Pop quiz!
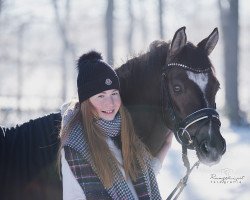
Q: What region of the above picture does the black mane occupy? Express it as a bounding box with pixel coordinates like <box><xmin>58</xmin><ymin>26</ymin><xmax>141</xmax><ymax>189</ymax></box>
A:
<box><xmin>116</xmin><ymin>40</ymin><xmax>169</xmax><ymax>106</ymax></box>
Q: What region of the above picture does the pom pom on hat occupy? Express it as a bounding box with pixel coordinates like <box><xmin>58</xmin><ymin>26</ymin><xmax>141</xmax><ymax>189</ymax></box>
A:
<box><xmin>77</xmin><ymin>51</ymin><xmax>102</xmax><ymax>71</ymax></box>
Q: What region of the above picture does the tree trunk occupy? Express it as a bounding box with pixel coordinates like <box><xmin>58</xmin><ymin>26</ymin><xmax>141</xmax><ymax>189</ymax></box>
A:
<box><xmin>219</xmin><ymin>0</ymin><xmax>243</xmax><ymax>125</ymax></box>
<box><xmin>17</xmin><ymin>24</ymin><xmax>25</xmax><ymax>117</ymax></box>
<box><xmin>158</xmin><ymin>0</ymin><xmax>164</xmax><ymax>39</ymax></box>
<box><xmin>127</xmin><ymin>0</ymin><xmax>134</xmax><ymax>54</ymax></box>
<box><xmin>139</xmin><ymin>0</ymin><xmax>148</xmax><ymax>48</ymax></box>
<box><xmin>51</xmin><ymin>0</ymin><xmax>74</xmax><ymax>102</ymax></box>
<box><xmin>0</xmin><ymin>0</ymin><xmax>3</xmax><ymax>16</ymax></box>
<box><xmin>105</xmin><ymin>0</ymin><xmax>114</xmax><ymax>66</ymax></box>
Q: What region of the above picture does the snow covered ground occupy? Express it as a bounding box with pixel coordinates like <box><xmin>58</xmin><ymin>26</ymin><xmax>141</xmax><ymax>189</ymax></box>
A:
<box><xmin>158</xmin><ymin>117</ymin><xmax>250</xmax><ymax>200</ymax></box>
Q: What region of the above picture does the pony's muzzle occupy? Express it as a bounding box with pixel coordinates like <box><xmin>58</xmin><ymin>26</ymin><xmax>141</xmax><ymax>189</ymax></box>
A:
<box><xmin>198</xmin><ymin>137</ymin><xmax>226</xmax><ymax>165</ymax></box>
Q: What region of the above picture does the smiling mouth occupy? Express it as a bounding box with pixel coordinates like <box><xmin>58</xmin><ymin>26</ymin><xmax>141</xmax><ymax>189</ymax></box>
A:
<box><xmin>102</xmin><ymin>110</ymin><xmax>115</xmax><ymax>114</ymax></box>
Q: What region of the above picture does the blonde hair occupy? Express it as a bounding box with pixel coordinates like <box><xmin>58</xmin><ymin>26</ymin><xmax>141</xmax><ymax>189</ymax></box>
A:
<box><xmin>58</xmin><ymin>100</ymin><xmax>151</xmax><ymax>188</ymax></box>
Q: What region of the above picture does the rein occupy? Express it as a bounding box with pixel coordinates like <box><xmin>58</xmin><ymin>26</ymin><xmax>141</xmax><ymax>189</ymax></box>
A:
<box><xmin>161</xmin><ymin>63</ymin><xmax>220</xmax><ymax>200</ymax></box>
<box><xmin>166</xmin><ymin>146</ymin><xmax>200</xmax><ymax>200</ymax></box>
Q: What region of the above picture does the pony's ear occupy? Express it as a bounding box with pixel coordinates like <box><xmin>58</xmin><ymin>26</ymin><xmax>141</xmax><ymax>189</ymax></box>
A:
<box><xmin>197</xmin><ymin>28</ymin><xmax>219</xmax><ymax>56</ymax></box>
<box><xmin>170</xmin><ymin>27</ymin><xmax>187</xmax><ymax>55</ymax></box>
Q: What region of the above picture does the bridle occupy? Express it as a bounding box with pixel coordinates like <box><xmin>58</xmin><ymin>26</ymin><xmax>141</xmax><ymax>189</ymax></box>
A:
<box><xmin>161</xmin><ymin>63</ymin><xmax>221</xmax><ymax>200</ymax></box>
<box><xmin>161</xmin><ymin>62</ymin><xmax>221</xmax><ymax>148</ymax></box>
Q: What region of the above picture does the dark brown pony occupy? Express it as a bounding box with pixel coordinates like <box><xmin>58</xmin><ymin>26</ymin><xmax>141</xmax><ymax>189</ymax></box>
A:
<box><xmin>116</xmin><ymin>27</ymin><xmax>226</xmax><ymax>165</ymax></box>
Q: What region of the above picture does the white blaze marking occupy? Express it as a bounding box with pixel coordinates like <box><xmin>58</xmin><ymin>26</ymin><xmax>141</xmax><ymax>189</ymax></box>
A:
<box><xmin>186</xmin><ymin>71</ymin><xmax>211</xmax><ymax>135</ymax></box>
<box><xmin>186</xmin><ymin>71</ymin><xmax>208</xmax><ymax>95</ymax></box>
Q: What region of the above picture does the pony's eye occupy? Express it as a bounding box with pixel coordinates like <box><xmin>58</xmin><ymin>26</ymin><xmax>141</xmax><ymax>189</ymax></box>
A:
<box><xmin>173</xmin><ymin>85</ymin><xmax>182</xmax><ymax>93</ymax></box>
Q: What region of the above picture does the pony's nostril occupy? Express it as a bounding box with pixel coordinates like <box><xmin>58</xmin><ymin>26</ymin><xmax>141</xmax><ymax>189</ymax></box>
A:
<box><xmin>200</xmin><ymin>141</ymin><xmax>209</xmax><ymax>154</ymax></box>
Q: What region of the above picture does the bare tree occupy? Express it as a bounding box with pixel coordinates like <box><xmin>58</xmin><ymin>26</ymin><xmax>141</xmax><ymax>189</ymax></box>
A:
<box><xmin>51</xmin><ymin>0</ymin><xmax>75</xmax><ymax>102</ymax></box>
<box><xmin>158</xmin><ymin>0</ymin><xmax>164</xmax><ymax>39</ymax></box>
<box><xmin>139</xmin><ymin>0</ymin><xmax>148</xmax><ymax>49</ymax></box>
<box><xmin>0</xmin><ymin>0</ymin><xmax>3</xmax><ymax>16</ymax></box>
<box><xmin>219</xmin><ymin>0</ymin><xmax>244</xmax><ymax>125</ymax></box>
<box><xmin>105</xmin><ymin>0</ymin><xmax>114</xmax><ymax>65</ymax></box>
<box><xmin>127</xmin><ymin>0</ymin><xmax>134</xmax><ymax>54</ymax></box>
<box><xmin>0</xmin><ymin>0</ymin><xmax>5</xmax><ymax>41</ymax></box>
<box><xmin>16</xmin><ymin>22</ymin><xmax>29</xmax><ymax>116</ymax></box>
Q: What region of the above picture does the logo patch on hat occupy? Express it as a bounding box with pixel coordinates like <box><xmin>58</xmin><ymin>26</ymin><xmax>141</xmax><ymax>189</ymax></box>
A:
<box><xmin>105</xmin><ymin>78</ymin><xmax>112</xmax><ymax>85</ymax></box>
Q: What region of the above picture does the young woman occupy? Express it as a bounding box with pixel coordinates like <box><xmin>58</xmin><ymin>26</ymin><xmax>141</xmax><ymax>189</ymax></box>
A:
<box><xmin>59</xmin><ymin>51</ymin><xmax>173</xmax><ymax>200</ymax></box>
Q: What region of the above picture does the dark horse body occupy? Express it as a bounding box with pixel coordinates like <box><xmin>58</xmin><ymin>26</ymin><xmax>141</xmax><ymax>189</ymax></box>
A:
<box><xmin>0</xmin><ymin>27</ymin><xmax>226</xmax><ymax>199</ymax></box>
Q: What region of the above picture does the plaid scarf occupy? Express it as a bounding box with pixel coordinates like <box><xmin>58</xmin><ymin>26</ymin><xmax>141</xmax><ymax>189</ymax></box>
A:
<box><xmin>62</xmin><ymin>104</ymin><xmax>162</xmax><ymax>200</ymax></box>
<box><xmin>95</xmin><ymin>114</ymin><xmax>121</xmax><ymax>137</ymax></box>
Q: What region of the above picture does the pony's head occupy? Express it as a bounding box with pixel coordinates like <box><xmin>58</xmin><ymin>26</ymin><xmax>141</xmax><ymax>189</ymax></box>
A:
<box><xmin>162</xmin><ymin>27</ymin><xmax>226</xmax><ymax>165</ymax></box>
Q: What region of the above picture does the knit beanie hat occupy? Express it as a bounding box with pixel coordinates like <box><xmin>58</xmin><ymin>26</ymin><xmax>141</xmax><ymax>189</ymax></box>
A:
<box><xmin>77</xmin><ymin>51</ymin><xmax>120</xmax><ymax>103</ymax></box>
